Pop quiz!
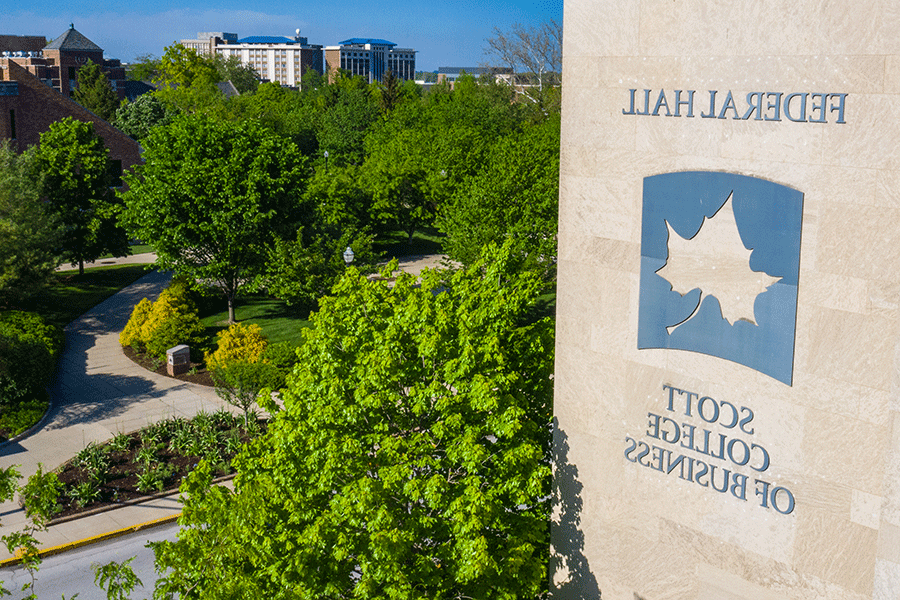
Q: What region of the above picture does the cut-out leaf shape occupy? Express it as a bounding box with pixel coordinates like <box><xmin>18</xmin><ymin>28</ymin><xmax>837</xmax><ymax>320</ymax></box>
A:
<box><xmin>656</xmin><ymin>193</ymin><xmax>780</xmax><ymax>332</ymax></box>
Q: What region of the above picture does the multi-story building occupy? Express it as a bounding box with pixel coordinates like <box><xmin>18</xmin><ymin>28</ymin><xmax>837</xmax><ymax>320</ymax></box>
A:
<box><xmin>0</xmin><ymin>25</ymin><xmax>128</xmax><ymax>100</ymax></box>
<box><xmin>324</xmin><ymin>38</ymin><xmax>416</xmax><ymax>84</ymax></box>
<box><xmin>181</xmin><ymin>31</ymin><xmax>323</xmax><ymax>88</ymax></box>
<box><xmin>180</xmin><ymin>32</ymin><xmax>237</xmax><ymax>56</ymax></box>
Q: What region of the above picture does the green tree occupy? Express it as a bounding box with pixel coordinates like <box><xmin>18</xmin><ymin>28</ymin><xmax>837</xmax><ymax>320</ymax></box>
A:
<box><xmin>0</xmin><ymin>142</ymin><xmax>61</xmax><ymax>305</ymax></box>
<box><xmin>438</xmin><ymin>114</ymin><xmax>560</xmax><ymax>277</ymax></box>
<box><xmin>214</xmin><ymin>53</ymin><xmax>260</xmax><ymax>94</ymax></box>
<box><xmin>127</xmin><ymin>53</ymin><xmax>160</xmax><ymax>82</ymax></box>
<box><xmin>362</xmin><ymin>75</ymin><xmax>521</xmax><ymax>240</ymax></box>
<box><xmin>152</xmin><ymin>243</ymin><xmax>554</xmax><ymax>599</ymax></box>
<box><xmin>315</xmin><ymin>72</ymin><xmax>380</xmax><ymax>165</ymax></box>
<box><xmin>153</xmin><ymin>43</ymin><xmax>227</xmax><ymax>115</ymax></box>
<box><xmin>114</xmin><ymin>93</ymin><xmax>178</xmax><ymax>140</ymax></box>
<box><xmin>120</xmin><ymin>114</ymin><xmax>310</xmax><ymax>323</ymax></box>
<box><xmin>36</xmin><ymin>118</ymin><xmax>129</xmax><ymax>274</ymax></box>
<box><xmin>72</xmin><ymin>60</ymin><xmax>120</xmax><ymax>122</ymax></box>
<box><xmin>373</xmin><ymin>68</ymin><xmax>401</xmax><ymax>113</ymax></box>
<box><xmin>257</xmin><ymin>225</ymin><xmax>378</xmax><ymax>310</ymax></box>
<box><xmin>155</xmin><ymin>43</ymin><xmax>220</xmax><ymax>89</ymax></box>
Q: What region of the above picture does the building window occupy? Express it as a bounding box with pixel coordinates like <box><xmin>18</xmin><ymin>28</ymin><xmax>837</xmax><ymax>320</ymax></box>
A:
<box><xmin>109</xmin><ymin>160</ymin><xmax>123</xmax><ymax>187</ymax></box>
<box><xmin>8</xmin><ymin>109</ymin><xmax>15</xmax><ymax>139</ymax></box>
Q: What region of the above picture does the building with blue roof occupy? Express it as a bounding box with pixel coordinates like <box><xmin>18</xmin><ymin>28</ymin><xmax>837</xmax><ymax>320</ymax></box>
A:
<box><xmin>324</xmin><ymin>38</ymin><xmax>416</xmax><ymax>84</ymax></box>
<box><xmin>180</xmin><ymin>31</ymin><xmax>323</xmax><ymax>89</ymax></box>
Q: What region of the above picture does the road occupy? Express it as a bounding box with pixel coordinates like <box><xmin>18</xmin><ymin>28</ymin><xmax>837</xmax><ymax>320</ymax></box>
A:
<box><xmin>0</xmin><ymin>522</ymin><xmax>178</xmax><ymax>599</ymax></box>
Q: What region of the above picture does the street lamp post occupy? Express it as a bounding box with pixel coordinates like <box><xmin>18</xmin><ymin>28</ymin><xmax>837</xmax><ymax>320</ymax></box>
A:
<box><xmin>324</xmin><ymin>150</ymin><xmax>329</xmax><ymax>172</ymax></box>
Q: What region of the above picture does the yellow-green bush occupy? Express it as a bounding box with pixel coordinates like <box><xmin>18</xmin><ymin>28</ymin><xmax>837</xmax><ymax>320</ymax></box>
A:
<box><xmin>120</xmin><ymin>285</ymin><xmax>209</xmax><ymax>360</ymax></box>
<box><xmin>120</xmin><ymin>297</ymin><xmax>153</xmax><ymax>350</ymax></box>
<box><xmin>206</xmin><ymin>322</ymin><xmax>268</xmax><ymax>373</ymax></box>
<box><xmin>139</xmin><ymin>289</ymin><xmax>185</xmax><ymax>346</ymax></box>
<box><xmin>144</xmin><ymin>310</ymin><xmax>207</xmax><ymax>362</ymax></box>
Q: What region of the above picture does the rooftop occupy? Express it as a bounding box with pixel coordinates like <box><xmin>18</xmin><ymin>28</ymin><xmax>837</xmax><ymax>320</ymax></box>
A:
<box><xmin>45</xmin><ymin>25</ymin><xmax>102</xmax><ymax>52</ymax></box>
<box><xmin>339</xmin><ymin>38</ymin><xmax>396</xmax><ymax>47</ymax></box>
<box><xmin>234</xmin><ymin>36</ymin><xmax>297</xmax><ymax>45</ymax></box>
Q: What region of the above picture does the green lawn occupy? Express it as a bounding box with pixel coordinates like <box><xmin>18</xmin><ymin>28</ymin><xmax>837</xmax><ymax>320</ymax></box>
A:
<box><xmin>374</xmin><ymin>227</ymin><xmax>445</xmax><ymax>259</ymax></box>
<box><xmin>24</xmin><ymin>264</ymin><xmax>154</xmax><ymax>329</ymax></box>
<box><xmin>199</xmin><ymin>294</ymin><xmax>311</xmax><ymax>347</ymax></box>
<box><xmin>96</xmin><ymin>243</ymin><xmax>155</xmax><ymax>260</ymax></box>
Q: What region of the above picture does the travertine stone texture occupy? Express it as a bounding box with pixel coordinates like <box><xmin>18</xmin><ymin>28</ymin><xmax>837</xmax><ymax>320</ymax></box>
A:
<box><xmin>554</xmin><ymin>1</ymin><xmax>900</xmax><ymax>598</ymax></box>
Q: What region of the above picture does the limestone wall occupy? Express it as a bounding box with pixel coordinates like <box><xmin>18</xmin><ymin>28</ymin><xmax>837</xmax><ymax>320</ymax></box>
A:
<box><xmin>553</xmin><ymin>2</ymin><xmax>900</xmax><ymax>598</ymax></box>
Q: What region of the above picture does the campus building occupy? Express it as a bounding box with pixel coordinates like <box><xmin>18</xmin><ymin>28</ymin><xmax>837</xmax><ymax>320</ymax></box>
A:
<box><xmin>0</xmin><ymin>59</ymin><xmax>141</xmax><ymax>172</ymax></box>
<box><xmin>0</xmin><ymin>25</ymin><xmax>128</xmax><ymax>100</ymax></box>
<box><xmin>324</xmin><ymin>39</ymin><xmax>416</xmax><ymax>83</ymax></box>
<box><xmin>180</xmin><ymin>32</ymin><xmax>238</xmax><ymax>56</ymax></box>
<box><xmin>435</xmin><ymin>66</ymin><xmax>513</xmax><ymax>85</ymax></box>
<box><xmin>181</xmin><ymin>31</ymin><xmax>323</xmax><ymax>88</ymax></box>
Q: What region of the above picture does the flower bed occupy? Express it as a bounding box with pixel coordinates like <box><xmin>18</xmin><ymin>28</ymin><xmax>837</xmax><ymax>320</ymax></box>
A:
<box><xmin>51</xmin><ymin>409</ymin><xmax>264</xmax><ymax>521</ymax></box>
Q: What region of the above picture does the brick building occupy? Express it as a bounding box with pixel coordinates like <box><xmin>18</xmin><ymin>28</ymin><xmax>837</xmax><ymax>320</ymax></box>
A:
<box><xmin>0</xmin><ymin>60</ymin><xmax>142</xmax><ymax>174</ymax></box>
<box><xmin>0</xmin><ymin>25</ymin><xmax>128</xmax><ymax>100</ymax></box>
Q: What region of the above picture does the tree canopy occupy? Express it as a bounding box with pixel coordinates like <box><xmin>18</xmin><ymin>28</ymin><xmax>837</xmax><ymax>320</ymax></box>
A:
<box><xmin>35</xmin><ymin>118</ymin><xmax>129</xmax><ymax>274</ymax></box>
<box><xmin>0</xmin><ymin>142</ymin><xmax>61</xmax><ymax>306</ymax></box>
<box><xmin>72</xmin><ymin>61</ymin><xmax>120</xmax><ymax>122</ymax></box>
<box><xmin>438</xmin><ymin>114</ymin><xmax>560</xmax><ymax>277</ymax></box>
<box><xmin>120</xmin><ymin>114</ymin><xmax>310</xmax><ymax>323</ymax></box>
<box><xmin>114</xmin><ymin>93</ymin><xmax>178</xmax><ymax>141</ymax></box>
<box><xmin>152</xmin><ymin>243</ymin><xmax>555</xmax><ymax>599</ymax></box>
<box><xmin>362</xmin><ymin>75</ymin><xmax>522</xmax><ymax>240</ymax></box>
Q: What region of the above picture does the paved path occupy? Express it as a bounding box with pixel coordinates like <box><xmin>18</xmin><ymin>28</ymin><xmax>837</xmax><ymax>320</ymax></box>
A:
<box><xmin>56</xmin><ymin>252</ymin><xmax>159</xmax><ymax>272</ymax></box>
<box><xmin>0</xmin><ymin>268</ymin><xmax>227</xmax><ymax>558</ymax></box>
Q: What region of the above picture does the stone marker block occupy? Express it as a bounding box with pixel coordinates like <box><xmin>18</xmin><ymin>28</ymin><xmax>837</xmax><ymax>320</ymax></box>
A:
<box><xmin>166</xmin><ymin>344</ymin><xmax>190</xmax><ymax>376</ymax></box>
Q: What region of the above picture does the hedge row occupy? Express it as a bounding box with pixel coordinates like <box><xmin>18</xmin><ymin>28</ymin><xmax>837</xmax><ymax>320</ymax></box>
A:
<box><xmin>0</xmin><ymin>310</ymin><xmax>63</xmax><ymax>407</ymax></box>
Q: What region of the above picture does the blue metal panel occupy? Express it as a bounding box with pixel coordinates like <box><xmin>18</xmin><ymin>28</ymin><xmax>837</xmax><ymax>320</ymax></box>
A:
<box><xmin>0</xmin><ymin>82</ymin><xmax>18</xmax><ymax>96</ymax></box>
<box><xmin>637</xmin><ymin>171</ymin><xmax>804</xmax><ymax>385</ymax></box>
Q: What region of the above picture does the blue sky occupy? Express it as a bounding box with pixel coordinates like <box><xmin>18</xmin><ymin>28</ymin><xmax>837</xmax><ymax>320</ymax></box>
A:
<box><xmin>6</xmin><ymin>0</ymin><xmax>562</xmax><ymax>71</ymax></box>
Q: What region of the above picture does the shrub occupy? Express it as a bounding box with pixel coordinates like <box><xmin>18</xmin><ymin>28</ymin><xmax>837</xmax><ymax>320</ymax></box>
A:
<box><xmin>139</xmin><ymin>289</ymin><xmax>184</xmax><ymax>346</ymax></box>
<box><xmin>0</xmin><ymin>311</ymin><xmax>63</xmax><ymax>359</ymax></box>
<box><xmin>206</xmin><ymin>323</ymin><xmax>268</xmax><ymax>373</ymax></box>
<box><xmin>0</xmin><ymin>311</ymin><xmax>61</xmax><ymax>407</ymax></box>
<box><xmin>122</xmin><ymin>284</ymin><xmax>209</xmax><ymax>361</ymax></box>
<box><xmin>0</xmin><ymin>324</ymin><xmax>54</xmax><ymax>405</ymax></box>
<box><xmin>212</xmin><ymin>360</ymin><xmax>280</xmax><ymax>427</ymax></box>
<box><xmin>119</xmin><ymin>297</ymin><xmax>153</xmax><ymax>350</ymax></box>
<box><xmin>144</xmin><ymin>309</ymin><xmax>207</xmax><ymax>362</ymax></box>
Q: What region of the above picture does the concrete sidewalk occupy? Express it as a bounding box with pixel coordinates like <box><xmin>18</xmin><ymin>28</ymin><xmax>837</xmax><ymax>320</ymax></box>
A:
<box><xmin>56</xmin><ymin>252</ymin><xmax>158</xmax><ymax>272</ymax></box>
<box><xmin>0</xmin><ymin>268</ymin><xmax>228</xmax><ymax>560</ymax></box>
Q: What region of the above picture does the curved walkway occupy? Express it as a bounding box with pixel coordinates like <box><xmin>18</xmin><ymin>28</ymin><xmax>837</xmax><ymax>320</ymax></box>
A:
<box><xmin>0</xmin><ymin>269</ymin><xmax>227</xmax><ymax>546</ymax></box>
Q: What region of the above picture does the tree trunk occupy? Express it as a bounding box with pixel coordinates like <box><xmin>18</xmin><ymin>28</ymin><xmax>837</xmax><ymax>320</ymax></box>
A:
<box><xmin>78</xmin><ymin>259</ymin><xmax>84</xmax><ymax>275</ymax></box>
<box><xmin>227</xmin><ymin>294</ymin><xmax>236</xmax><ymax>324</ymax></box>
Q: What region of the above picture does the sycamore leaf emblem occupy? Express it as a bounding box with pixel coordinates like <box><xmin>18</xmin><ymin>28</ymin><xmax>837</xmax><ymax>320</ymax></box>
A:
<box><xmin>656</xmin><ymin>193</ymin><xmax>780</xmax><ymax>333</ymax></box>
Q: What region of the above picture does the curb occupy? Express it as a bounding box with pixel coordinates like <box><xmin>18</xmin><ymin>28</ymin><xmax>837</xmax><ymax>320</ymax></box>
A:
<box><xmin>0</xmin><ymin>512</ymin><xmax>180</xmax><ymax>568</ymax></box>
<box><xmin>47</xmin><ymin>473</ymin><xmax>236</xmax><ymax>526</ymax></box>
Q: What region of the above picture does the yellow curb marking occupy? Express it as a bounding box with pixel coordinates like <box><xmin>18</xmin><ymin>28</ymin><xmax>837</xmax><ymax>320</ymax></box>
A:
<box><xmin>0</xmin><ymin>512</ymin><xmax>181</xmax><ymax>568</ymax></box>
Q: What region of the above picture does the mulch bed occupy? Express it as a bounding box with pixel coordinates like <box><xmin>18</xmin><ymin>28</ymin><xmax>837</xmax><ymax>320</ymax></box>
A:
<box><xmin>122</xmin><ymin>345</ymin><xmax>215</xmax><ymax>387</ymax></box>
<box><xmin>51</xmin><ymin>416</ymin><xmax>267</xmax><ymax>521</ymax></box>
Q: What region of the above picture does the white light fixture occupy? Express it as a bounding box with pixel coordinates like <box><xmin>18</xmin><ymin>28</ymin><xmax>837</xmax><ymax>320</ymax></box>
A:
<box><xmin>343</xmin><ymin>246</ymin><xmax>355</xmax><ymax>265</ymax></box>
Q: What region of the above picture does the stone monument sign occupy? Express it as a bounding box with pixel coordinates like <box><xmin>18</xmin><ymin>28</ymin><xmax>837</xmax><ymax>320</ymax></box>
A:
<box><xmin>553</xmin><ymin>2</ymin><xmax>900</xmax><ymax>598</ymax></box>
